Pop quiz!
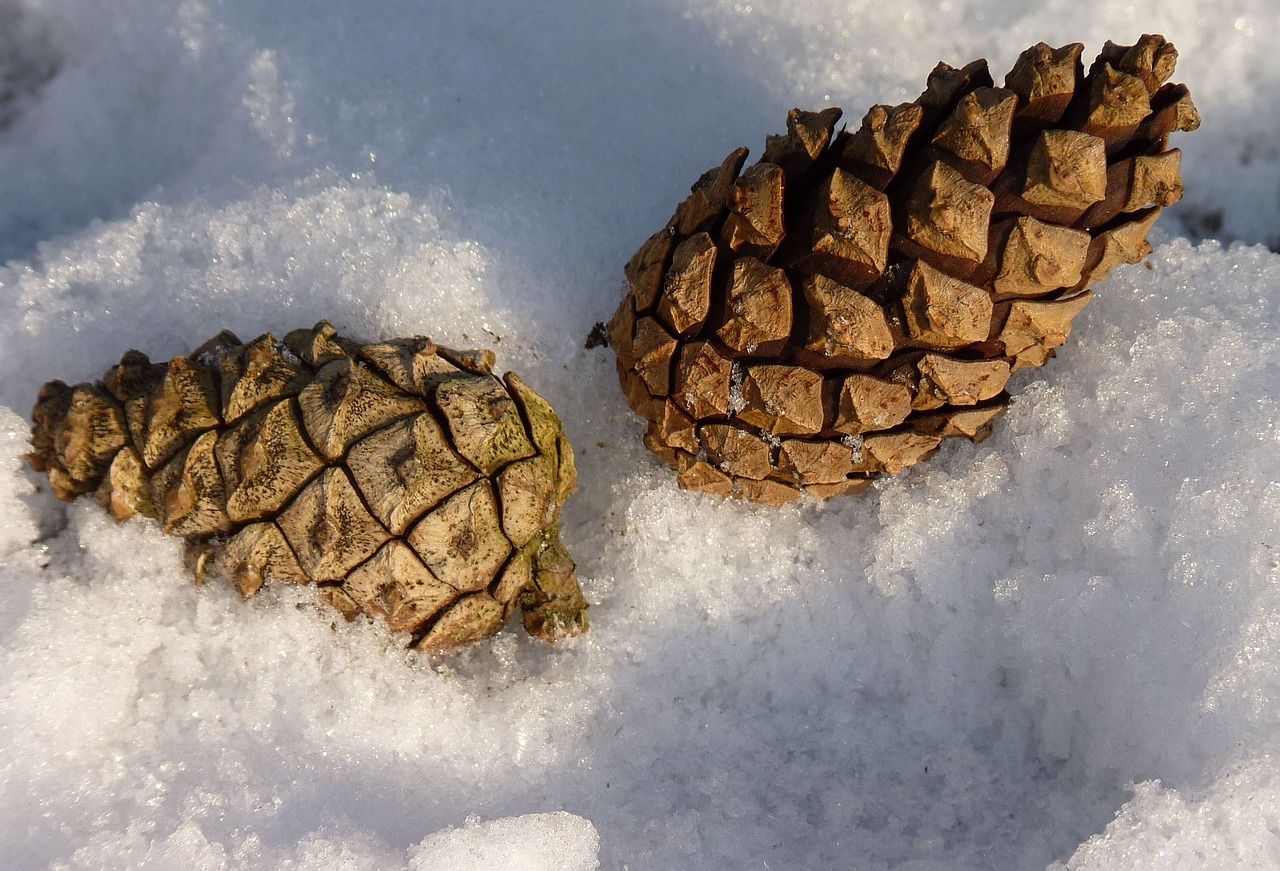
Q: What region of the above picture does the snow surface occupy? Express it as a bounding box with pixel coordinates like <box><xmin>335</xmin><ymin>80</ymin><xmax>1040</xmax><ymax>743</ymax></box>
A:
<box><xmin>1</xmin><ymin>0</ymin><xmax>1279</xmax><ymax>868</ymax></box>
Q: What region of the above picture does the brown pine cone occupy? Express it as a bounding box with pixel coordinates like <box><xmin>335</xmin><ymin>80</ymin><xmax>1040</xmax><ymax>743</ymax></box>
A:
<box><xmin>27</xmin><ymin>322</ymin><xmax>587</xmax><ymax>652</ymax></box>
<box><xmin>609</xmin><ymin>36</ymin><xmax>1199</xmax><ymax>505</ymax></box>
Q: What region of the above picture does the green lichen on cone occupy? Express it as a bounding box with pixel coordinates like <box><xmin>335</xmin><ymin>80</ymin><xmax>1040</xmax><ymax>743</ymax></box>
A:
<box><xmin>27</xmin><ymin>322</ymin><xmax>588</xmax><ymax>652</ymax></box>
<box><xmin>609</xmin><ymin>36</ymin><xmax>1199</xmax><ymax>505</ymax></box>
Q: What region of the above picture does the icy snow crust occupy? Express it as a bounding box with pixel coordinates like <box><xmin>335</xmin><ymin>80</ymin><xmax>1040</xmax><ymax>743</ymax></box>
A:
<box><xmin>1</xmin><ymin>0</ymin><xmax>1278</xmax><ymax>868</ymax></box>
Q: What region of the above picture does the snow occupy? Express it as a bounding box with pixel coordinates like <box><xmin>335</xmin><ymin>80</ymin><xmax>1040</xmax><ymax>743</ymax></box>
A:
<box><xmin>1</xmin><ymin>0</ymin><xmax>1279</xmax><ymax>868</ymax></box>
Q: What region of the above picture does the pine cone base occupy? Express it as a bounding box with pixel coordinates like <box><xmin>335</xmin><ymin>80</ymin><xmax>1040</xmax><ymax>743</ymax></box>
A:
<box><xmin>610</xmin><ymin>36</ymin><xmax>1198</xmax><ymax>505</ymax></box>
<box><xmin>28</xmin><ymin>322</ymin><xmax>587</xmax><ymax>652</ymax></box>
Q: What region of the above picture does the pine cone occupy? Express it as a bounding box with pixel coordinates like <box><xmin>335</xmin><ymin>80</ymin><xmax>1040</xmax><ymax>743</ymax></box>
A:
<box><xmin>27</xmin><ymin>322</ymin><xmax>587</xmax><ymax>652</ymax></box>
<box><xmin>609</xmin><ymin>36</ymin><xmax>1199</xmax><ymax>505</ymax></box>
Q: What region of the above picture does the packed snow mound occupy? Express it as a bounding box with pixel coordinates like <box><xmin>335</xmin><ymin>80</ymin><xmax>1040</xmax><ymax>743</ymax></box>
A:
<box><xmin>409</xmin><ymin>813</ymin><xmax>599</xmax><ymax>871</ymax></box>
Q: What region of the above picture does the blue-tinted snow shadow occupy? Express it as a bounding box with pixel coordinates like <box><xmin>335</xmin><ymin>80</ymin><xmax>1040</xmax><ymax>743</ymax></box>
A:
<box><xmin>0</xmin><ymin>0</ymin><xmax>789</xmax><ymax>406</ymax></box>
